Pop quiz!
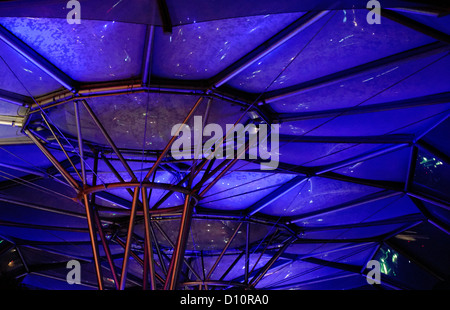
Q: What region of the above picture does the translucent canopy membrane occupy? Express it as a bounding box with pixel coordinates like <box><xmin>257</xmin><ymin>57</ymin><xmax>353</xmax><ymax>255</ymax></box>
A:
<box><xmin>226</xmin><ymin>10</ymin><xmax>436</xmax><ymax>93</ymax></box>
<box><xmin>295</xmin><ymin>194</ymin><xmax>420</xmax><ymax>228</ymax></box>
<box><xmin>260</xmin><ymin>177</ymin><xmax>381</xmax><ymax>217</ymax></box>
<box><xmin>0</xmin><ymin>3</ymin><xmax>448</xmax><ymax>291</ymax></box>
<box><xmin>332</xmin><ymin>146</ymin><xmax>411</xmax><ymax>182</ymax></box>
<box><xmin>252</xmin><ymin>242</ymin><xmax>380</xmax><ymax>289</ymax></box>
<box><xmin>0</xmin><ymin>39</ymin><xmax>61</xmax><ymax>96</ymax></box>
<box><xmin>299</xmin><ymin>222</ymin><xmax>408</xmax><ymax>240</ymax></box>
<box><xmin>200</xmin><ymin>171</ymin><xmax>297</xmax><ymax>211</ymax></box>
<box><xmin>421</xmin><ymin>117</ymin><xmax>450</xmax><ymax>158</ymax></box>
<box><xmin>46</xmin><ymin>92</ymin><xmax>250</xmax><ymax>150</ymax></box>
<box><xmin>269</xmin><ymin>51</ymin><xmax>450</xmax><ymax>113</ymax></box>
<box><xmin>152</xmin><ymin>12</ymin><xmax>304</xmax><ymax>80</ymax></box>
<box><xmin>277</xmin><ymin>142</ymin><xmax>410</xmax><ymax>176</ymax></box>
<box><xmin>393</xmin><ymin>10</ymin><xmax>450</xmax><ymax>34</ymax></box>
<box><xmin>0</xmin><ymin>18</ymin><xmax>147</xmax><ymax>82</ymax></box>
<box><xmin>149</xmin><ymin>218</ymin><xmax>273</xmax><ymax>251</ymax></box>
<box><xmin>279</xmin><ymin>102</ymin><xmax>450</xmax><ymax>137</ymax></box>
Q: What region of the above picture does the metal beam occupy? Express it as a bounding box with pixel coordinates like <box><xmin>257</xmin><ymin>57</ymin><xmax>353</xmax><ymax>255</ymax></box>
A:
<box><xmin>409</xmin><ymin>196</ymin><xmax>450</xmax><ymax>235</ymax></box>
<box><xmin>25</xmin><ymin>129</ymin><xmax>80</xmax><ymax>190</ymax></box>
<box><xmin>245</xmin><ymin>175</ymin><xmax>306</xmax><ymax>217</ymax></box>
<box><xmin>0</xmin><ymin>219</ymin><xmax>89</xmax><ymax>232</ymax></box>
<box><xmin>90</xmin><ymin>151</ymin><xmax>120</xmax><ymax>290</ymax></box>
<box><xmin>0</xmin><ymin>89</ymin><xmax>33</xmax><ymax>107</ymax></box>
<box><xmin>301</xmin><ymin>257</ymin><xmax>361</xmax><ymax>273</ymax></box>
<box><xmin>384</xmin><ymin>240</ymin><xmax>445</xmax><ymax>282</ymax></box>
<box><xmin>407</xmin><ymin>192</ymin><xmax>450</xmax><ymax>211</ymax></box>
<box><xmin>0</xmin><ymin>194</ymin><xmax>87</xmax><ymax>220</ymax></box>
<box><xmin>314</xmin><ymin>143</ymin><xmax>410</xmax><ymax>175</ymax></box>
<box><xmin>0</xmin><ymin>114</ymin><xmax>24</xmax><ymax>126</ymax></box>
<box><xmin>297</xmin><ymin>214</ymin><xmax>425</xmax><ymax>233</ymax></box>
<box><xmin>164</xmin><ymin>195</ymin><xmax>194</xmax><ymax>290</ymax></box>
<box><xmin>157</xmin><ymin>0</ymin><xmax>173</xmax><ymax>33</ymax></box>
<box><xmin>321</xmin><ymin>171</ymin><xmax>405</xmax><ymax>192</ymax></box>
<box><xmin>152</xmin><ymin>221</ymin><xmax>201</xmax><ymax>280</ymax></box>
<box><xmin>416</xmin><ymin>140</ymin><xmax>450</xmax><ymax>167</ymax></box>
<box><xmin>414</xmin><ymin>110</ymin><xmax>450</xmax><ymax>143</ymax></box>
<box><xmin>248</xmin><ymin>236</ymin><xmax>295</xmax><ymax>288</ymax></box>
<box><xmin>41</xmin><ymin>112</ymin><xmax>82</xmax><ymax>181</ymax></box>
<box><xmin>278</xmin><ymin>133</ymin><xmax>415</xmax><ymax>144</ymax></box>
<box><xmin>82</xmin><ymin>194</ymin><xmax>104</xmax><ymax>290</ymax></box>
<box><xmin>80</xmin><ymin>99</ymin><xmax>137</xmax><ymax>181</ymax></box>
<box><xmin>277</xmin><ymin>92</ymin><xmax>450</xmax><ymax>122</ymax></box>
<box><xmin>211</xmin><ymin>11</ymin><xmax>329</xmax><ymax>88</ymax></box>
<box><xmin>0</xmin><ymin>162</ymin><xmax>46</xmax><ymax>178</ymax></box>
<box><xmin>264</xmin><ymin>42</ymin><xmax>449</xmax><ymax>103</ymax></box>
<box><xmin>404</xmin><ymin>145</ymin><xmax>418</xmax><ymax>192</ymax></box>
<box><xmin>0</xmin><ymin>25</ymin><xmax>77</xmax><ymax>92</ymax></box>
<box><xmin>119</xmin><ymin>187</ymin><xmax>140</xmax><ymax>290</ymax></box>
<box><xmin>205</xmin><ymin>221</ymin><xmax>244</xmax><ymax>281</ymax></box>
<box><xmin>241</xmin><ymin>157</ymin><xmax>405</xmax><ymax>192</ymax></box>
<box><xmin>289</xmin><ymin>190</ymin><xmax>402</xmax><ymax>224</ymax></box>
<box><xmin>380</xmin><ymin>9</ymin><xmax>450</xmax><ymax>43</ymax></box>
<box><xmin>79</xmin><ymin>181</ymin><xmax>192</xmax><ymax>200</ymax></box>
<box><xmin>142</xmin><ymin>25</ymin><xmax>154</xmax><ymax>86</ymax></box>
<box><xmin>74</xmin><ymin>101</ymin><xmax>86</xmax><ymax>184</ymax></box>
<box><xmin>141</xmin><ymin>187</ymin><xmax>156</xmax><ymax>290</ymax></box>
<box><xmin>143</xmin><ymin>96</ymin><xmax>204</xmax><ymax>181</ymax></box>
<box><xmin>244</xmin><ymin>222</ymin><xmax>250</xmax><ymax>285</ymax></box>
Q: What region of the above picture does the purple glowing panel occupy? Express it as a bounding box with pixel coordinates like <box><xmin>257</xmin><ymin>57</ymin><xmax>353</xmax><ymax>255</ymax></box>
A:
<box><xmin>300</xmin><ymin>223</ymin><xmax>407</xmax><ymax>240</ymax></box>
<box><xmin>270</xmin><ymin>51</ymin><xmax>449</xmax><ymax>113</ymax></box>
<box><xmin>22</xmin><ymin>273</ymin><xmax>95</xmax><ymax>290</ymax></box>
<box><xmin>278</xmin><ymin>117</ymin><xmax>333</xmax><ymax>135</ymax></box>
<box><xmin>298</xmin><ymin>195</ymin><xmax>420</xmax><ymax>228</ymax></box>
<box><xmin>255</xmin><ymin>260</ymin><xmax>344</xmax><ymax>289</ymax></box>
<box><xmin>85</xmin><ymin>170</ymin><xmax>184</xmax><ymax>209</ymax></box>
<box><xmin>0</xmin><ymin>226</ymin><xmax>90</xmax><ymax>242</ymax></box>
<box><xmin>0</xmin><ymin>201</ymin><xmax>87</xmax><ymax>228</ymax></box>
<box><xmin>305</xmin><ymin>103</ymin><xmax>450</xmax><ymax>137</ymax></box>
<box><xmin>283</xmin><ymin>274</ymin><xmax>366</xmax><ymax>290</ymax></box>
<box><xmin>0</xmin><ymin>178</ymin><xmax>81</xmax><ymax>214</ymax></box>
<box><xmin>310</xmin><ymin>243</ymin><xmax>378</xmax><ymax>266</ymax></box>
<box><xmin>227</xmin><ymin>9</ymin><xmax>435</xmax><ymax>93</ymax></box>
<box><xmin>225</xmin><ymin>12</ymin><xmax>331</xmax><ymax>93</ymax></box>
<box><xmin>201</xmin><ymin>172</ymin><xmax>296</xmax><ymax>210</ymax></box>
<box><xmin>363</xmin><ymin>54</ymin><xmax>450</xmax><ymax>106</ymax></box>
<box><xmin>285</xmin><ymin>242</ymin><xmax>356</xmax><ymax>256</ymax></box>
<box><xmin>0</xmin><ymin>18</ymin><xmax>146</xmax><ymax>82</ymax></box>
<box><xmin>394</xmin><ymin>11</ymin><xmax>450</xmax><ymax>34</ymax></box>
<box><xmin>152</xmin><ymin>13</ymin><xmax>304</xmax><ymax>80</ymax></box>
<box><xmin>0</xmin><ymin>40</ymin><xmax>61</xmax><ymax>96</ymax></box>
<box><xmin>421</xmin><ymin>118</ymin><xmax>450</xmax><ymax>159</ymax></box>
<box><xmin>332</xmin><ymin>146</ymin><xmax>411</xmax><ymax>182</ymax></box>
<box><xmin>260</xmin><ymin>177</ymin><xmax>381</xmax><ymax>217</ymax></box>
<box><xmin>278</xmin><ymin>142</ymin><xmax>388</xmax><ymax>167</ymax></box>
<box><xmin>197</xmin><ymin>253</ymin><xmax>273</xmax><ymax>282</ymax></box>
<box><xmin>0</xmin><ymin>144</ymin><xmax>69</xmax><ymax>170</ymax></box>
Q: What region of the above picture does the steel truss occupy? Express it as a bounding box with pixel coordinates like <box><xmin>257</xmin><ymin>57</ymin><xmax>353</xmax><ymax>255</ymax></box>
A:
<box><xmin>0</xmin><ymin>8</ymin><xmax>446</xmax><ymax>290</ymax></box>
<box><xmin>17</xmin><ymin>87</ymin><xmax>450</xmax><ymax>289</ymax></box>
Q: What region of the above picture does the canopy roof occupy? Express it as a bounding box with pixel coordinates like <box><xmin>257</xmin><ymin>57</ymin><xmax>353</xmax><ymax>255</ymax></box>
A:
<box><xmin>0</xmin><ymin>0</ymin><xmax>449</xmax><ymax>290</ymax></box>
